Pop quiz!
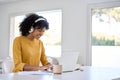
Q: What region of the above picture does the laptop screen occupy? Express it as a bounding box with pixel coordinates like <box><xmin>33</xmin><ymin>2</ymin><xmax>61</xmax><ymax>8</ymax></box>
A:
<box><xmin>59</xmin><ymin>52</ymin><xmax>79</xmax><ymax>72</ymax></box>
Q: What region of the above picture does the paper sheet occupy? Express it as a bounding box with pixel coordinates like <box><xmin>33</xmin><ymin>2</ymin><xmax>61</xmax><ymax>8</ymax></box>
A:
<box><xmin>17</xmin><ymin>71</ymin><xmax>53</xmax><ymax>75</ymax></box>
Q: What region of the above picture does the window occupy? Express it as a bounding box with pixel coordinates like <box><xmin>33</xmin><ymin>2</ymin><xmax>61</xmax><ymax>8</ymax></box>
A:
<box><xmin>9</xmin><ymin>9</ymin><xmax>62</xmax><ymax>58</ymax></box>
<box><xmin>92</xmin><ymin>7</ymin><xmax>120</xmax><ymax>67</ymax></box>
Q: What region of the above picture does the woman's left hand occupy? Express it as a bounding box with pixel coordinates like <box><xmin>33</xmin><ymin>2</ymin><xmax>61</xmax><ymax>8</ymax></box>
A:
<box><xmin>46</xmin><ymin>63</ymin><xmax>53</xmax><ymax>70</ymax></box>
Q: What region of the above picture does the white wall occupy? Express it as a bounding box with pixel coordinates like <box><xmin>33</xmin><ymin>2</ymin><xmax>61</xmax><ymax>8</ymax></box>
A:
<box><xmin>0</xmin><ymin>0</ymin><xmax>119</xmax><ymax>65</ymax></box>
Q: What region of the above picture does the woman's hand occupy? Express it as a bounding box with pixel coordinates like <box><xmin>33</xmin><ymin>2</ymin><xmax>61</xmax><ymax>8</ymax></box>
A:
<box><xmin>23</xmin><ymin>63</ymin><xmax>53</xmax><ymax>71</ymax></box>
<box><xmin>46</xmin><ymin>63</ymin><xmax>53</xmax><ymax>70</ymax></box>
<box><xmin>39</xmin><ymin>66</ymin><xmax>49</xmax><ymax>70</ymax></box>
<box><xmin>39</xmin><ymin>64</ymin><xmax>53</xmax><ymax>71</ymax></box>
<box><xmin>23</xmin><ymin>64</ymin><xmax>50</xmax><ymax>71</ymax></box>
<box><xmin>39</xmin><ymin>63</ymin><xmax>53</xmax><ymax>70</ymax></box>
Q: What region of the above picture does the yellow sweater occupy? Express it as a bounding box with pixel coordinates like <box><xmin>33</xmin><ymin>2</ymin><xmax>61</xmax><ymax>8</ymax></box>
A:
<box><xmin>13</xmin><ymin>36</ymin><xmax>48</xmax><ymax>72</ymax></box>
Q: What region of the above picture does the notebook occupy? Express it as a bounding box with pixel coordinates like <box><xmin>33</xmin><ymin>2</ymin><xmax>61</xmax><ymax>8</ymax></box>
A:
<box><xmin>59</xmin><ymin>52</ymin><xmax>79</xmax><ymax>72</ymax></box>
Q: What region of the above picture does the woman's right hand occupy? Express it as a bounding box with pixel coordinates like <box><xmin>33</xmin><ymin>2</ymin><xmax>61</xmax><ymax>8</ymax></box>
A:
<box><xmin>23</xmin><ymin>64</ymin><xmax>49</xmax><ymax>71</ymax></box>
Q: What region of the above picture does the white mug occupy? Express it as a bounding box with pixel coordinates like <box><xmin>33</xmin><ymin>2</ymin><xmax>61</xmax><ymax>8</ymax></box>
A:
<box><xmin>53</xmin><ymin>65</ymin><xmax>62</xmax><ymax>74</ymax></box>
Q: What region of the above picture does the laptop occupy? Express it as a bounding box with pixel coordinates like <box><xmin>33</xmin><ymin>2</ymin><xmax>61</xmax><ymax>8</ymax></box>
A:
<box><xmin>59</xmin><ymin>52</ymin><xmax>79</xmax><ymax>72</ymax></box>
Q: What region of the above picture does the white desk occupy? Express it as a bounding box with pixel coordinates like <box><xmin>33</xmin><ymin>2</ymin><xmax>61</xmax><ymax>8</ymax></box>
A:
<box><xmin>0</xmin><ymin>66</ymin><xmax>120</xmax><ymax>80</ymax></box>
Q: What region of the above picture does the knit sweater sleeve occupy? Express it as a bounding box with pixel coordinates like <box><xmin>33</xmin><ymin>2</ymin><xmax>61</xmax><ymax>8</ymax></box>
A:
<box><xmin>40</xmin><ymin>41</ymin><xmax>49</xmax><ymax>66</ymax></box>
<box><xmin>13</xmin><ymin>37</ymin><xmax>25</xmax><ymax>72</ymax></box>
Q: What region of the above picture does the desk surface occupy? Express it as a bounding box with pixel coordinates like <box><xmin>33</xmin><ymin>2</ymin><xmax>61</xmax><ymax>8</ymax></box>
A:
<box><xmin>0</xmin><ymin>66</ymin><xmax>120</xmax><ymax>80</ymax></box>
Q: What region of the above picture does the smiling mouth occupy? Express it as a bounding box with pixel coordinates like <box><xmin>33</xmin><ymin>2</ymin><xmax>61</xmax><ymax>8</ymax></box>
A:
<box><xmin>38</xmin><ymin>35</ymin><xmax>41</xmax><ymax>38</ymax></box>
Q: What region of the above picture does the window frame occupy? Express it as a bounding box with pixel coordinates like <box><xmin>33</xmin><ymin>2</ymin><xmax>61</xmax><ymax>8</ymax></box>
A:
<box><xmin>87</xmin><ymin>1</ymin><xmax>120</xmax><ymax>66</ymax></box>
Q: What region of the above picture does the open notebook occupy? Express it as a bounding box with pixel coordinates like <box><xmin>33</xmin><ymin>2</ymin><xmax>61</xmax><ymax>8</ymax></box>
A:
<box><xmin>59</xmin><ymin>52</ymin><xmax>79</xmax><ymax>72</ymax></box>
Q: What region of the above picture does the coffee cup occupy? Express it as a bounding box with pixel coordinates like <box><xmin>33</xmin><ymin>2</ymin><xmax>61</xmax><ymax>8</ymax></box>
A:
<box><xmin>53</xmin><ymin>65</ymin><xmax>62</xmax><ymax>74</ymax></box>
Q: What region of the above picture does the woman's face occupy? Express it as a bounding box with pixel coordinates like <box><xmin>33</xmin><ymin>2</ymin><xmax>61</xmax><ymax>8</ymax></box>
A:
<box><xmin>32</xmin><ymin>27</ymin><xmax>46</xmax><ymax>39</ymax></box>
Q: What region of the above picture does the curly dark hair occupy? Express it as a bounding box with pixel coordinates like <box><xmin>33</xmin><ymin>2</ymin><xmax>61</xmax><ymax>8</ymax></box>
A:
<box><xmin>19</xmin><ymin>13</ymin><xmax>49</xmax><ymax>36</ymax></box>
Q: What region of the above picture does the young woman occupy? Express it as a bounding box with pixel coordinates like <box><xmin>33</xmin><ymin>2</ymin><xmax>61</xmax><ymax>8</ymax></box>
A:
<box><xmin>13</xmin><ymin>13</ymin><xmax>52</xmax><ymax>72</ymax></box>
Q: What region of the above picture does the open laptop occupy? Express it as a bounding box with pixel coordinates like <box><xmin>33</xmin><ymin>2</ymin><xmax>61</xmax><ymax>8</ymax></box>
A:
<box><xmin>59</xmin><ymin>52</ymin><xmax>79</xmax><ymax>72</ymax></box>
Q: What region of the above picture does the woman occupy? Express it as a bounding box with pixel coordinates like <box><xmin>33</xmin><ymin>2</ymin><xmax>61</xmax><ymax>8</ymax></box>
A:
<box><xmin>13</xmin><ymin>13</ymin><xmax>52</xmax><ymax>72</ymax></box>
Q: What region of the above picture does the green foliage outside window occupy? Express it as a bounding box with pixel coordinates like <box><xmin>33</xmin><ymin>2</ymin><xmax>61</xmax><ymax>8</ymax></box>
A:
<box><xmin>92</xmin><ymin>35</ymin><xmax>120</xmax><ymax>46</ymax></box>
<box><xmin>92</xmin><ymin>36</ymin><xmax>115</xmax><ymax>46</ymax></box>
